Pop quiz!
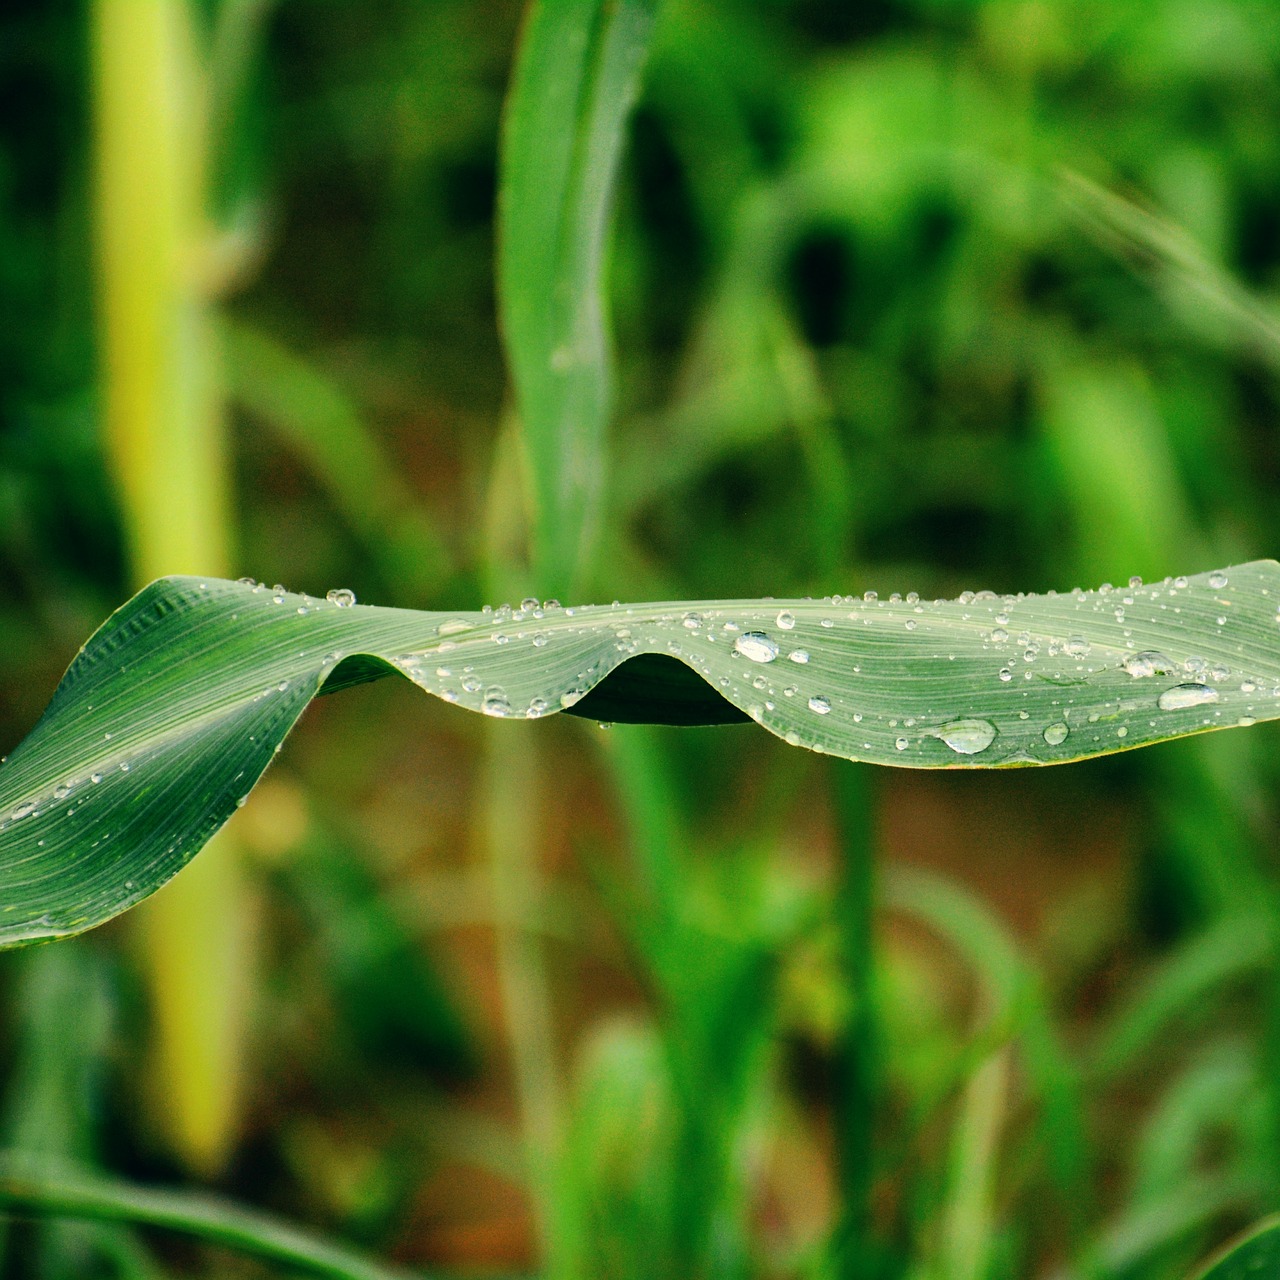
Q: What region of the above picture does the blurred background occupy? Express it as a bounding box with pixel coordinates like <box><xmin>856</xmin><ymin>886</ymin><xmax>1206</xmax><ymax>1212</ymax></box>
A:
<box><xmin>3</xmin><ymin>0</ymin><xmax>1280</xmax><ymax>1276</ymax></box>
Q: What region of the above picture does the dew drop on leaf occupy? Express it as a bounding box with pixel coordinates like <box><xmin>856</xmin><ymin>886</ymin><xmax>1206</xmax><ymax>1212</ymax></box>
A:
<box><xmin>1158</xmin><ymin>683</ymin><xmax>1220</xmax><ymax>711</ymax></box>
<box><xmin>734</xmin><ymin>632</ymin><xmax>779</xmax><ymax>663</ymax></box>
<box><xmin>933</xmin><ymin>719</ymin><xmax>996</xmax><ymax>755</ymax></box>
<box><xmin>1043</xmin><ymin>722</ymin><xmax>1068</xmax><ymax>746</ymax></box>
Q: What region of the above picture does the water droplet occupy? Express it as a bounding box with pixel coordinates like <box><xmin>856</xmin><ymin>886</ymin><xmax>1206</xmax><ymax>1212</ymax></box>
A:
<box><xmin>895</xmin><ymin>737</ymin><xmax>909</xmax><ymax>751</ymax></box>
<box><xmin>1129</xmin><ymin>575</ymin><xmax>1143</xmax><ymax>589</ymax></box>
<box><xmin>528</xmin><ymin>697</ymin><xmax>549</xmax><ymax>717</ymax></box>
<box><xmin>776</xmin><ymin>610</ymin><xmax>796</xmax><ymax>630</ymax></box>
<box><xmin>482</xmin><ymin>687</ymin><xmax>511</xmax><ymax>717</ymax></box>
<box><xmin>520</xmin><ymin>597</ymin><xmax>539</xmax><ymax>613</ymax></box>
<box><xmin>277</xmin><ymin>680</ymin><xmax>289</xmax><ymax>692</ymax></box>
<box><xmin>494</xmin><ymin>633</ymin><xmax>509</xmax><ymax>645</ymax></box>
<box><xmin>560</xmin><ymin>688</ymin><xmax>586</xmax><ymax>708</ymax></box>
<box><xmin>1123</xmin><ymin>651</ymin><xmax>1177</xmax><ymax>678</ymax></box>
<box><xmin>90</xmin><ymin>773</ymin><xmax>102</xmax><ymax>784</ymax></box>
<box><xmin>905</xmin><ymin>619</ymin><xmax>917</xmax><ymax>631</ymax></box>
<box><xmin>998</xmin><ymin>668</ymin><xmax>1012</xmax><ymax>682</ymax></box>
<box><xmin>864</xmin><ymin>591</ymin><xmax>878</xmax><ymax>603</ymax></box>
<box><xmin>532</xmin><ymin>632</ymin><xmax>549</xmax><ymax>647</ymax></box>
<box><xmin>1208</xmin><ymin>571</ymin><xmax>1228</xmax><ymax>589</ymax></box>
<box><xmin>1174</xmin><ymin>575</ymin><xmax>1188</xmax><ymax>589</ymax></box>
<box><xmin>325</xmin><ymin>587</ymin><xmax>356</xmax><ymax>607</ymax></box>
<box><xmin>53</xmin><ymin>783</ymin><xmax>71</xmax><ymax>800</ymax></box>
<box><xmin>933</xmin><ymin>719</ymin><xmax>996</xmax><ymax>755</ymax></box>
<box><xmin>462</xmin><ymin>675</ymin><xmax>481</xmax><ymax>693</ymax></box>
<box><xmin>1158</xmin><ymin>683</ymin><xmax>1220</xmax><ymax>711</ymax></box>
<box><xmin>991</xmin><ymin>627</ymin><xmax>1008</xmax><ymax>643</ymax></box>
<box><xmin>1209</xmin><ymin>664</ymin><xmax>1229</xmax><ymax>683</ymax></box>
<box><xmin>735</xmin><ymin>632</ymin><xmax>779</xmax><ymax>663</ymax></box>
<box><xmin>1116</xmin><ymin>726</ymin><xmax>1128</xmax><ymax>738</ymax></box>
<box><xmin>1043</xmin><ymin>722</ymin><xmax>1068</xmax><ymax>746</ymax></box>
<box><xmin>682</xmin><ymin>611</ymin><xmax>705</xmax><ymax>630</ymax></box>
<box><xmin>1064</xmin><ymin>636</ymin><xmax>1090</xmax><ymax>657</ymax></box>
<box><xmin>808</xmin><ymin>694</ymin><xmax>831</xmax><ymax>715</ymax></box>
<box><xmin>237</xmin><ymin>576</ymin><xmax>256</xmax><ymax>586</ymax></box>
<box><xmin>790</xmin><ymin>650</ymin><xmax>810</xmax><ymax>664</ymax></box>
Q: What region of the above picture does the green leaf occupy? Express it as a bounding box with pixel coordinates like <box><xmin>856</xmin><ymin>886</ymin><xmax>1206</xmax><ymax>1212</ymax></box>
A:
<box><xmin>0</xmin><ymin>1154</ymin><xmax>419</xmax><ymax>1280</ymax></box>
<box><xmin>1188</xmin><ymin>1217</ymin><xmax>1280</xmax><ymax>1280</ymax></box>
<box><xmin>4</xmin><ymin>563</ymin><xmax>1280</xmax><ymax>948</ymax></box>
<box><xmin>498</xmin><ymin>0</ymin><xmax>657</xmax><ymax>597</ymax></box>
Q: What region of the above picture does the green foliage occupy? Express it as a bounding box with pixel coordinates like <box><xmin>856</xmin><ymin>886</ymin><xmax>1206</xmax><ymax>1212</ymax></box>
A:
<box><xmin>6</xmin><ymin>0</ymin><xmax>1280</xmax><ymax>1277</ymax></box>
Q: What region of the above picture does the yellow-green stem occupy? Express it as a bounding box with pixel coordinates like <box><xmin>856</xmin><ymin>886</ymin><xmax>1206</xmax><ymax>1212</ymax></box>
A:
<box><xmin>91</xmin><ymin>0</ymin><xmax>251</xmax><ymax>1174</ymax></box>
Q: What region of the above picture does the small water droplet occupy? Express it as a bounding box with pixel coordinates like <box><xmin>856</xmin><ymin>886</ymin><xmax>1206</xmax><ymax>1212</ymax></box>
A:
<box><xmin>528</xmin><ymin>697</ymin><xmax>549</xmax><ymax>717</ymax></box>
<box><xmin>991</xmin><ymin>627</ymin><xmax>1008</xmax><ymax>643</ymax></box>
<box><xmin>1174</xmin><ymin>575</ymin><xmax>1188</xmax><ymax>589</ymax></box>
<box><xmin>998</xmin><ymin>668</ymin><xmax>1012</xmax><ymax>682</ymax></box>
<box><xmin>462</xmin><ymin>675</ymin><xmax>481</xmax><ymax>693</ymax></box>
<box><xmin>1116</xmin><ymin>726</ymin><xmax>1128</xmax><ymax>738</ymax></box>
<box><xmin>1158</xmin><ymin>683</ymin><xmax>1219</xmax><ymax>711</ymax></box>
<box><xmin>326</xmin><ymin>587</ymin><xmax>356</xmax><ymax>607</ymax></box>
<box><xmin>532</xmin><ymin>632</ymin><xmax>549</xmax><ymax>647</ymax></box>
<box><xmin>682</xmin><ymin>611</ymin><xmax>705</xmax><ymax>630</ymax></box>
<box><xmin>1043</xmin><ymin>722</ymin><xmax>1068</xmax><ymax>746</ymax></box>
<box><xmin>1208</xmin><ymin>571</ymin><xmax>1228</xmax><ymax>589</ymax></box>
<box><xmin>560</xmin><ymin>688</ymin><xmax>586</xmax><ymax>708</ymax></box>
<box><xmin>482</xmin><ymin>687</ymin><xmax>511</xmax><ymax>717</ymax></box>
<box><xmin>895</xmin><ymin>737</ymin><xmax>909</xmax><ymax>751</ymax></box>
<box><xmin>933</xmin><ymin>719</ymin><xmax>996</xmax><ymax>755</ymax></box>
<box><xmin>520</xmin><ymin>597</ymin><xmax>539</xmax><ymax>613</ymax></box>
<box><xmin>90</xmin><ymin>773</ymin><xmax>102</xmax><ymax>784</ymax></box>
<box><xmin>1209</xmin><ymin>664</ymin><xmax>1229</xmax><ymax>683</ymax></box>
<box><xmin>735</xmin><ymin>632</ymin><xmax>779</xmax><ymax>663</ymax></box>
<box><xmin>237</xmin><ymin>576</ymin><xmax>256</xmax><ymax>586</ymax></box>
<box><xmin>808</xmin><ymin>694</ymin><xmax>831</xmax><ymax>715</ymax></box>
<box><xmin>905</xmin><ymin>619</ymin><xmax>917</xmax><ymax>631</ymax></box>
<box><xmin>1064</xmin><ymin>636</ymin><xmax>1090</xmax><ymax>657</ymax></box>
<box><xmin>790</xmin><ymin>650</ymin><xmax>810</xmax><ymax>664</ymax></box>
<box><xmin>1129</xmin><ymin>575</ymin><xmax>1143</xmax><ymax>589</ymax></box>
<box><xmin>776</xmin><ymin>610</ymin><xmax>796</xmax><ymax>630</ymax></box>
<box><xmin>494</xmin><ymin>633</ymin><xmax>509</xmax><ymax>645</ymax></box>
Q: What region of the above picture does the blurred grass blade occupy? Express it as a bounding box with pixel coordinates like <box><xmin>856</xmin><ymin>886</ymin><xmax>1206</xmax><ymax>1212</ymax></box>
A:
<box><xmin>0</xmin><ymin>1156</ymin><xmax>418</xmax><ymax>1280</ymax></box>
<box><xmin>222</xmin><ymin>319</ymin><xmax>449</xmax><ymax>602</ymax></box>
<box><xmin>1058</xmin><ymin>169</ymin><xmax>1280</xmax><ymax>370</ymax></box>
<box><xmin>5</xmin><ymin>563</ymin><xmax>1280</xmax><ymax>946</ymax></box>
<box><xmin>1188</xmin><ymin>1217</ymin><xmax>1280</xmax><ymax>1280</ymax></box>
<box><xmin>498</xmin><ymin>0</ymin><xmax>657</xmax><ymax>599</ymax></box>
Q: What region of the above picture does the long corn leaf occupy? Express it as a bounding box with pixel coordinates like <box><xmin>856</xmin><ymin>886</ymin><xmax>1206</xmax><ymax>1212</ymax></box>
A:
<box><xmin>3</xmin><ymin>562</ymin><xmax>1280</xmax><ymax>947</ymax></box>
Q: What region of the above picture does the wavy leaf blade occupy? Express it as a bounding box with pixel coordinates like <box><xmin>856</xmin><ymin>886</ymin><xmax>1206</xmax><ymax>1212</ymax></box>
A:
<box><xmin>4</xmin><ymin>563</ymin><xmax>1280</xmax><ymax>948</ymax></box>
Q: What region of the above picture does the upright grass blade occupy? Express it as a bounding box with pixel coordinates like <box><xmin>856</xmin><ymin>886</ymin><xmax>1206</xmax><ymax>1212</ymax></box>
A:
<box><xmin>498</xmin><ymin>0</ymin><xmax>657</xmax><ymax>599</ymax></box>
<box><xmin>4</xmin><ymin>563</ymin><xmax>1280</xmax><ymax>947</ymax></box>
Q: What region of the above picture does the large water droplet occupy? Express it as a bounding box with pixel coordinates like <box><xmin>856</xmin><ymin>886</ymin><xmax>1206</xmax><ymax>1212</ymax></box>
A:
<box><xmin>808</xmin><ymin>694</ymin><xmax>831</xmax><ymax>715</ymax></box>
<box><xmin>1208</xmin><ymin>571</ymin><xmax>1228</xmax><ymax>589</ymax></box>
<box><xmin>1043</xmin><ymin>722</ymin><xmax>1068</xmax><ymax>746</ymax></box>
<box><xmin>933</xmin><ymin>719</ymin><xmax>996</xmax><ymax>755</ymax></box>
<box><xmin>1123</xmin><ymin>651</ymin><xmax>1177</xmax><ymax>678</ymax></box>
<box><xmin>735</xmin><ymin>632</ymin><xmax>779</xmax><ymax>663</ymax></box>
<box><xmin>1158</xmin><ymin>683</ymin><xmax>1219</xmax><ymax>711</ymax></box>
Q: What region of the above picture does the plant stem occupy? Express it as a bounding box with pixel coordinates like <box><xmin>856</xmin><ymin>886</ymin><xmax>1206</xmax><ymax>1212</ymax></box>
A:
<box><xmin>831</xmin><ymin>760</ymin><xmax>880</xmax><ymax>1280</ymax></box>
